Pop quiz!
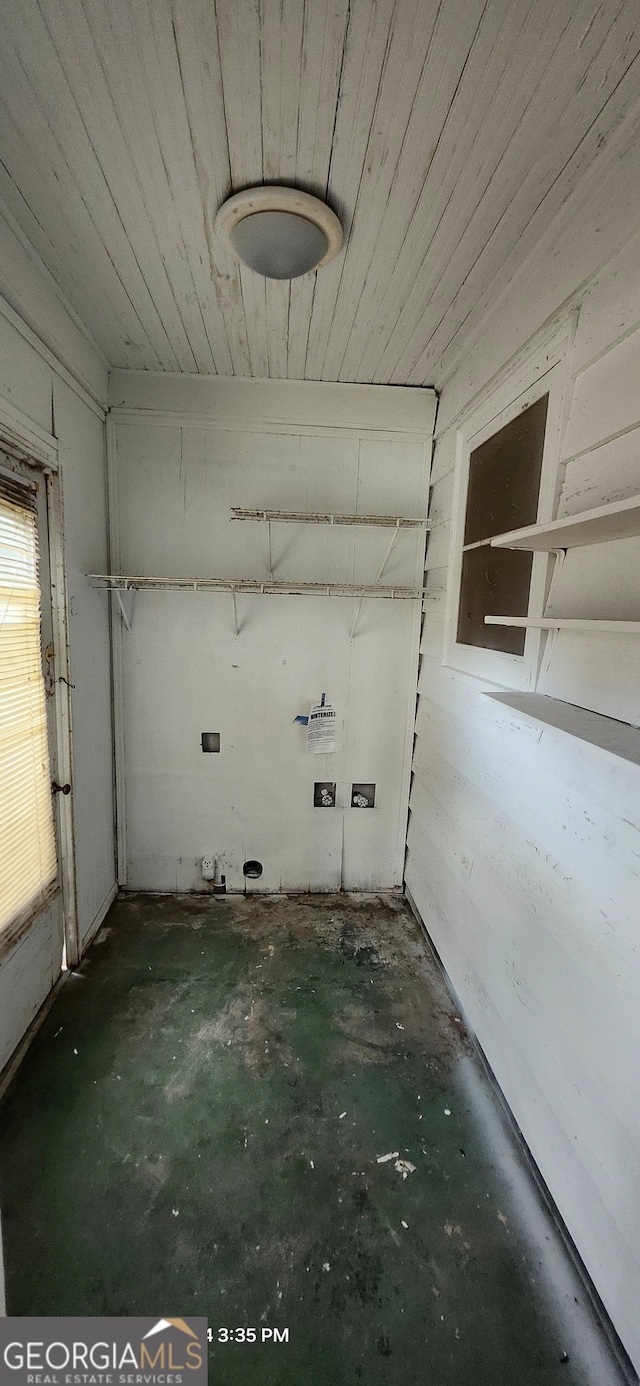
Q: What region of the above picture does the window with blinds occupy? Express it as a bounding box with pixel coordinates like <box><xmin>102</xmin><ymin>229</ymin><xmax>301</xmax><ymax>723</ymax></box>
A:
<box><xmin>0</xmin><ymin>469</ymin><xmax>57</xmax><ymax>938</ymax></box>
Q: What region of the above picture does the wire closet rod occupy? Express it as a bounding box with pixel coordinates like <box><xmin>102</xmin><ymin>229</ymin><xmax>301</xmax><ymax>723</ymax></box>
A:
<box><xmin>230</xmin><ymin>507</ymin><xmax>430</xmax><ymax>528</ymax></box>
<box><xmin>89</xmin><ymin>575</ymin><xmax>424</xmax><ymax>599</ymax></box>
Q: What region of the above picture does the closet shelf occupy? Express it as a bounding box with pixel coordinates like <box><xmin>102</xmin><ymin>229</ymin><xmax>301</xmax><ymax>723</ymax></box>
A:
<box><xmin>489</xmin><ymin>493</ymin><xmax>640</xmax><ymax>551</ymax></box>
<box><xmin>484</xmin><ymin>616</ymin><xmax>640</xmax><ymax>633</ymax></box>
<box><xmin>485</xmin><ymin>692</ymin><xmax>640</xmax><ymax>771</ymax></box>
<box><xmin>89</xmin><ymin>574</ymin><xmax>424</xmax><ymax>599</ymax></box>
<box><xmin>230</xmin><ymin>507</ymin><xmax>429</xmax><ymax>528</ymax></box>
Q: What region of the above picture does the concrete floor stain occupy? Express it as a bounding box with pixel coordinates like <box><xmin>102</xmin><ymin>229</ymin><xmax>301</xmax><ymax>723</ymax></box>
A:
<box><xmin>0</xmin><ymin>892</ymin><xmax>626</xmax><ymax>1385</ymax></box>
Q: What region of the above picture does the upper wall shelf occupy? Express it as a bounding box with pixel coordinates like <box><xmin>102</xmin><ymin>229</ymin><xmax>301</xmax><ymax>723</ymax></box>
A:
<box><xmin>89</xmin><ymin>574</ymin><xmax>424</xmax><ymax>599</ymax></box>
<box><xmin>230</xmin><ymin>507</ymin><xmax>430</xmax><ymax>528</ymax></box>
<box><xmin>485</xmin><ymin>692</ymin><xmax>640</xmax><ymax>772</ymax></box>
<box><xmin>485</xmin><ymin>616</ymin><xmax>640</xmax><ymax>633</ymax></box>
<box><xmin>489</xmin><ymin>493</ymin><xmax>640</xmax><ymax>551</ymax></box>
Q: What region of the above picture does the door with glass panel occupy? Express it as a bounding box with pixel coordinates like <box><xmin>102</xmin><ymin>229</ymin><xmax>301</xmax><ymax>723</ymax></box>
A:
<box><xmin>0</xmin><ymin>454</ymin><xmax>65</xmax><ymax>1070</ymax></box>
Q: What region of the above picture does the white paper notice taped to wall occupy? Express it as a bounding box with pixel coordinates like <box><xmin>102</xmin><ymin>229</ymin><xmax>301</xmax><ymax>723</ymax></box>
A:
<box><xmin>307</xmin><ymin>701</ymin><xmax>337</xmax><ymax>754</ymax></box>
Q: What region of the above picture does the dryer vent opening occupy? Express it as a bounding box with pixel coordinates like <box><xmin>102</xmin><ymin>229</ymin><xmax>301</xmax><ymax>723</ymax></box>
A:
<box><xmin>242</xmin><ymin>860</ymin><xmax>263</xmax><ymax>880</ymax></box>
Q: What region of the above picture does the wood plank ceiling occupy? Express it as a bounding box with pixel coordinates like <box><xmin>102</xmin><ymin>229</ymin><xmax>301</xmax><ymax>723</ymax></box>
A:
<box><xmin>0</xmin><ymin>0</ymin><xmax>639</xmax><ymax>385</ymax></box>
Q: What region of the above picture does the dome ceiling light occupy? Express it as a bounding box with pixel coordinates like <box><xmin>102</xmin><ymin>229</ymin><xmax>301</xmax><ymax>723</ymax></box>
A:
<box><xmin>214</xmin><ymin>186</ymin><xmax>343</xmax><ymax>280</ymax></box>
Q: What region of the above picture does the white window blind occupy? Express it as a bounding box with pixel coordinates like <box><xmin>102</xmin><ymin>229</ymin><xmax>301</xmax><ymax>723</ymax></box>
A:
<box><xmin>0</xmin><ymin>469</ymin><xmax>57</xmax><ymax>937</ymax></box>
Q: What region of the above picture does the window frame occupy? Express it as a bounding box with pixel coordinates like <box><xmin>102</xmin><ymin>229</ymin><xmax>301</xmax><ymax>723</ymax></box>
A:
<box><xmin>0</xmin><ymin>458</ymin><xmax>59</xmax><ymax>918</ymax></box>
<box><xmin>442</xmin><ymin>331</ymin><xmax>570</xmax><ymax>689</ymax></box>
<box><xmin>0</xmin><ymin>399</ymin><xmax>78</xmax><ymax>966</ymax></box>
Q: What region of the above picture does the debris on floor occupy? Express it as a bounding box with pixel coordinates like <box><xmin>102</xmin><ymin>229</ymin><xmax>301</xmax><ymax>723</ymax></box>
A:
<box><xmin>0</xmin><ymin>891</ymin><xmax>623</xmax><ymax>1386</ymax></box>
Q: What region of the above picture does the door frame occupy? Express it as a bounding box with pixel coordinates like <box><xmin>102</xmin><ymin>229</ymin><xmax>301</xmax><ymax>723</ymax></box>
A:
<box><xmin>0</xmin><ymin>393</ymin><xmax>79</xmax><ymax>965</ymax></box>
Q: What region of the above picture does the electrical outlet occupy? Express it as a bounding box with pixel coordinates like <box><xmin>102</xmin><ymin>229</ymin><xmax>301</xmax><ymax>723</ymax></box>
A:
<box><xmin>201</xmin><ymin>855</ymin><xmax>216</xmax><ymax>880</ymax></box>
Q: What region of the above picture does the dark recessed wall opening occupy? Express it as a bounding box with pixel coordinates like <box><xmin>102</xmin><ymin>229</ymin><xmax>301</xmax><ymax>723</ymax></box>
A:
<box><xmin>463</xmin><ymin>394</ymin><xmax>549</xmax><ymax>546</ymax></box>
<box><xmin>457</xmin><ymin>546</ymin><xmax>532</xmax><ymax>655</ymax></box>
<box><xmin>457</xmin><ymin>393</ymin><xmax>548</xmax><ymax>654</ymax></box>
<box><xmin>242</xmin><ymin>860</ymin><xmax>263</xmax><ymax>879</ymax></box>
<box><xmin>201</xmin><ymin>732</ymin><xmax>221</xmax><ymax>752</ymax></box>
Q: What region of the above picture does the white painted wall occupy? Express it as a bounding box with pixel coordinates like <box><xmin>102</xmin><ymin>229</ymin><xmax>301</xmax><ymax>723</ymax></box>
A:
<box><xmin>406</xmin><ymin>153</ymin><xmax>640</xmax><ymax>1371</ymax></box>
<box><xmin>0</xmin><ymin>211</ymin><xmax>115</xmax><ymax>1072</ymax></box>
<box><xmin>109</xmin><ymin>374</ymin><xmax>435</xmax><ymax>894</ymax></box>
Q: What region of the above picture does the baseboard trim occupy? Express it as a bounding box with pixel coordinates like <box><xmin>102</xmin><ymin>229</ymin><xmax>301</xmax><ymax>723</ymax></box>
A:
<box><xmin>80</xmin><ymin>882</ymin><xmax>118</xmax><ymax>954</ymax></box>
<box><xmin>0</xmin><ymin>885</ymin><xmax>117</xmax><ymax>1103</ymax></box>
<box><xmin>0</xmin><ymin>970</ymin><xmax>70</xmax><ymax>1104</ymax></box>
<box><xmin>117</xmin><ymin>885</ymin><xmax>404</xmax><ymax>898</ymax></box>
<box><xmin>404</xmin><ymin>882</ymin><xmax>639</xmax><ymax>1386</ymax></box>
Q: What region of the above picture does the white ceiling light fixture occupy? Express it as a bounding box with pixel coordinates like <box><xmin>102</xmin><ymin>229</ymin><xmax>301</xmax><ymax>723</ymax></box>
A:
<box><xmin>214</xmin><ymin>186</ymin><xmax>343</xmax><ymax>280</ymax></box>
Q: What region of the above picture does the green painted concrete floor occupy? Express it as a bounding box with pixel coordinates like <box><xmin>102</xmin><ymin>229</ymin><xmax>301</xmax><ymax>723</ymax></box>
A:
<box><xmin>0</xmin><ymin>892</ymin><xmax>629</xmax><ymax>1385</ymax></box>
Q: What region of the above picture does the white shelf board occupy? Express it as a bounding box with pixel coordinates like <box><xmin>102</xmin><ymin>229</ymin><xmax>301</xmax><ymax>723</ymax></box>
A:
<box><xmin>490</xmin><ymin>493</ymin><xmax>640</xmax><ymax>551</ymax></box>
<box><xmin>486</xmin><ymin>691</ymin><xmax>640</xmax><ymax>771</ymax></box>
<box><xmin>485</xmin><ymin>616</ymin><xmax>640</xmax><ymax>633</ymax></box>
<box><xmin>230</xmin><ymin>507</ymin><xmax>429</xmax><ymax>528</ymax></box>
<box><xmin>89</xmin><ymin>574</ymin><xmax>424</xmax><ymax>599</ymax></box>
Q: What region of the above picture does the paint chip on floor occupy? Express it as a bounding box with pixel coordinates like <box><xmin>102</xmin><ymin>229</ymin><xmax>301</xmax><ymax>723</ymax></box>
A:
<box><xmin>377</xmin><ymin>1151</ymin><xmax>399</xmax><ymax>1163</ymax></box>
<box><xmin>395</xmin><ymin>1159</ymin><xmax>416</xmax><ymax>1179</ymax></box>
